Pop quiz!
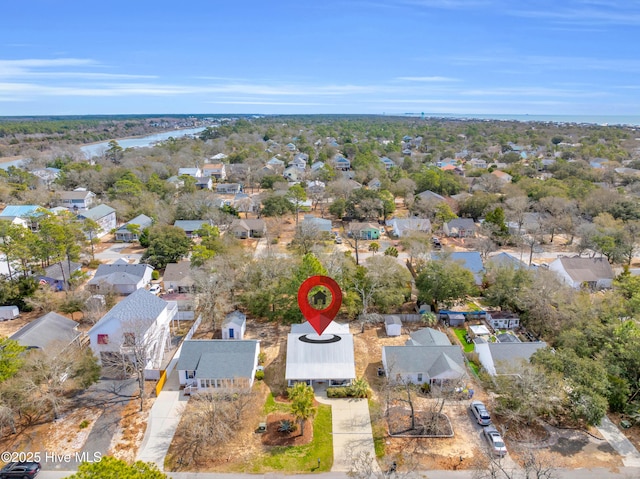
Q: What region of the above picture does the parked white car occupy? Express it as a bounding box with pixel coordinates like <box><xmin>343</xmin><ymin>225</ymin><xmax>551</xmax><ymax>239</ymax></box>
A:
<box><xmin>149</xmin><ymin>284</ymin><xmax>162</xmax><ymax>295</ymax></box>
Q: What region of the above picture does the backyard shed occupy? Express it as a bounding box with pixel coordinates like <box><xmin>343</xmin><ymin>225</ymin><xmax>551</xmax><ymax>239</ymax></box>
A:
<box><xmin>385</xmin><ymin>315</ymin><xmax>402</xmax><ymax>336</ymax></box>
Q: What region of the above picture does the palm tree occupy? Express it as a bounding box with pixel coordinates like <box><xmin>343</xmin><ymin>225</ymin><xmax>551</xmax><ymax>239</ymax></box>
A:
<box><xmin>288</xmin><ymin>382</ymin><xmax>316</xmax><ymax>436</ymax></box>
<box><xmin>369</xmin><ymin>242</ymin><xmax>379</xmax><ymax>254</ymax></box>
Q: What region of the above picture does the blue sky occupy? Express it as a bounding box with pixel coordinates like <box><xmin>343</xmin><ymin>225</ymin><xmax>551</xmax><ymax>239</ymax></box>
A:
<box><xmin>1</xmin><ymin>0</ymin><xmax>639</xmax><ymax>117</ymax></box>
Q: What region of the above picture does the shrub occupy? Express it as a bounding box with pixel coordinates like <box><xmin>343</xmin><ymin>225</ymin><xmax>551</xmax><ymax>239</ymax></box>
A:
<box><xmin>151</xmin><ymin>270</ymin><xmax>160</xmax><ymax>280</ymax></box>
<box><xmin>327</xmin><ymin>379</ymin><xmax>371</xmax><ymax>398</ymax></box>
<box><xmin>87</xmin><ymin>259</ymin><xmax>101</xmax><ymax>269</ymax></box>
<box><xmin>420</xmin><ymin>383</ymin><xmax>431</xmax><ymax>395</ymax></box>
<box><xmin>258</xmin><ymin>351</ymin><xmax>266</xmax><ymax>365</ymax></box>
<box><xmin>79</xmin><ymin>420</ymin><xmax>90</xmax><ymax>429</ymax></box>
<box><xmin>278</xmin><ymin>419</ymin><xmax>297</xmax><ymax>433</ymax></box>
<box><xmin>255</xmin><ymin>370</ymin><xmax>265</xmax><ymax>380</ymax></box>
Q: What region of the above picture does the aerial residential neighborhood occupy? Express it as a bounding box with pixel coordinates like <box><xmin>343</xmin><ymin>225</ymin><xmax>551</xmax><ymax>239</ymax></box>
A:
<box><xmin>1</xmin><ymin>114</ymin><xmax>640</xmax><ymax>479</ymax></box>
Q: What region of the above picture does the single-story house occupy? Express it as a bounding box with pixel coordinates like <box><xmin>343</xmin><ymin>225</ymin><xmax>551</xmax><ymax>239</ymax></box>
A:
<box><xmin>384</xmin><ymin>315</ymin><xmax>402</xmax><ymax>337</ymax></box>
<box><xmin>285</xmin><ymin>321</ymin><xmax>355</xmax><ymax>387</ymax></box>
<box><xmin>475</xmin><ymin>341</ymin><xmax>547</xmax><ymax>376</ymax></box>
<box><xmin>443</xmin><ymin>218</ymin><xmax>476</xmax><ymax>238</ymax></box>
<box><xmin>387</xmin><ymin>217</ymin><xmax>431</xmax><ymax>238</ymax></box>
<box><xmin>56</xmin><ymin>189</ymin><xmax>96</xmax><ymax>211</ymax></box>
<box><xmin>301</xmin><ymin>215</ymin><xmax>332</xmax><ymax>234</ymax></box>
<box><xmin>415</xmin><ymin>190</ymin><xmax>446</xmax><ymax>203</ymax></box>
<box><xmin>222</xmin><ymin>310</ymin><xmax>246</xmax><ymax>340</ymax></box>
<box><xmin>87</xmin><ymin>262</ymin><xmax>154</xmax><ymax>295</ymax></box>
<box><xmin>163</xmin><ymin>261</ymin><xmax>195</xmax><ymax>293</ymax></box>
<box><xmin>10</xmin><ymin>312</ymin><xmax>81</xmax><ymax>351</ymax></box>
<box><xmin>405</xmin><ymin>327</ymin><xmax>451</xmax><ymax>347</ymax></box>
<box><xmin>88</xmin><ymin>288</ymin><xmax>177</xmax><ymax>371</ymax></box>
<box><xmin>491</xmin><ymin>170</ymin><xmax>513</xmax><ymax>183</ymax></box>
<box><xmin>178</xmin><ymin>167</ymin><xmax>202</xmax><ymax>177</ymax></box>
<box><xmin>486</xmin><ymin>311</ymin><xmax>520</xmax><ymax>330</ymax></box>
<box><xmin>216</xmin><ymin>183</ymin><xmax>242</xmax><ymax>194</ymax></box>
<box><xmin>486</xmin><ymin>252</ymin><xmax>533</xmax><ymax>270</ymax></box>
<box><xmin>382</xmin><ymin>345</ymin><xmax>466</xmax><ymax>386</ymax></box>
<box><xmin>229</xmin><ymin>219</ymin><xmax>266</xmax><ymax>239</ymax></box>
<box><xmin>548</xmin><ymin>256</ymin><xmax>614</xmax><ymax>290</ymax></box>
<box><xmin>176</xmin><ymin>340</ymin><xmax>260</xmax><ymax>393</ymax></box>
<box><xmin>78</xmin><ymin>204</ymin><xmax>117</xmax><ymax>238</ymax></box>
<box><xmin>433</xmin><ymin>251</ymin><xmax>484</xmax><ymax>285</ymax></box>
<box><xmin>194</xmin><ymin>177</ymin><xmax>213</xmax><ymax>190</ymax></box>
<box><xmin>349</xmin><ymin>222</ymin><xmax>383</xmax><ymax>240</ymax></box>
<box><xmin>173</xmin><ymin>220</ymin><xmax>212</xmax><ymax>238</ymax></box>
<box><xmin>115</xmin><ymin>214</ymin><xmax>153</xmax><ymax>242</ymax></box>
<box><xmin>37</xmin><ymin>261</ymin><xmax>82</xmax><ymax>291</ymax></box>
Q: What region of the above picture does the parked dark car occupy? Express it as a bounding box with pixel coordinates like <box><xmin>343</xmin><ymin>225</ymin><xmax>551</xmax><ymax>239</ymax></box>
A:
<box><xmin>0</xmin><ymin>461</ymin><xmax>41</xmax><ymax>478</ymax></box>
<box><xmin>470</xmin><ymin>400</ymin><xmax>492</xmax><ymax>426</ymax></box>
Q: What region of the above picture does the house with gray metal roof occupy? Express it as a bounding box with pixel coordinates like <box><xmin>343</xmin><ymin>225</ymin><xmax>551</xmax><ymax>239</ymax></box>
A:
<box><xmin>78</xmin><ymin>204</ymin><xmax>116</xmax><ymax>238</ymax></box>
<box><xmin>382</xmin><ymin>345</ymin><xmax>467</xmax><ymax>386</ymax></box>
<box><xmin>10</xmin><ymin>312</ymin><xmax>81</xmax><ymax>351</ymax></box>
<box><xmin>548</xmin><ymin>256</ymin><xmax>614</xmax><ymax>290</ymax></box>
<box><xmin>475</xmin><ymin>341</ymin><xmax>547</xmax><ymax>376</ymax></box>
<box><xmin>405</xmin><ymin>327</ymin><xmax>451</xmax><ymax>347</ymax></box>
<box><xmin>37</xmin><ymin>261</ymin><xmax>82</xmax><ymax>291</ymax></box>
<box><xmin>285</xmin><ymin>321</ymin><xmax>355</xmax><ymax>387</ymax></box>
<box><xmin>173</xmin><ymin>220</ymin><xmax>212</xmax><ymax>238</ymax></box>
<box><xmin>176</xmin><ymin>340</ymin><xmax>260</xmax><ymax>394</ymax></box>
<box><xmin>115</xmin><ymin>214</ymin><xmax>153</xmax><ymax>242</ymax></box>
<box><xmin>88</xmin><ymin>288</ymin><xmax>177</xmax><ymax>371</ymax></box>
<box><xmin>88</xmin><ymin>262</ymin><xmax>154</xmax><ymax>295</ymax></box>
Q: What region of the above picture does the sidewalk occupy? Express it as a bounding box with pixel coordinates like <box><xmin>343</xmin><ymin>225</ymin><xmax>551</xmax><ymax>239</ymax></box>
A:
<box><xmin>315</xmin><ymin>392</ymin><xmax>381</xmax><ymax>473</ymax></box>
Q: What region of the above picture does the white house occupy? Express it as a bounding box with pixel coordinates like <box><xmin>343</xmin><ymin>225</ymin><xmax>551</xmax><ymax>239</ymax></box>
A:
<box><xmin>202</xmin><ymin>163</ymin><xmax>227</xmax><ymax>180</ymax></box>
<box><xmin>178</xmin><ymin>167</ymin><xmax>202</xmax><ymax>177</ymax></box>
<box><xmin>88</xmin><ymin>288</ymin><xmax>177</xmax><ymax>372</ymax></box>
<box><xmin>285</xmin><ymin>321</ymin><xmax>355</xmax><ymax>387</ymax></box>
<box><xmin>548</xmin><ymin>256</ymin><xmax>614</xmax><ymax>290</ymax></box>
<box><xmin>222</xmin><ymin>311</ymin><xmax>246</xmax><ymax>340</ymax></box>
<box><xmin>176</xmin><ymin>340</ymin><xmax>260</xmax><ymax>393</ymax></box>
<box><xmin>78</xmin><ymin>204</ymin><xmax>117</xmax><ymax>238</ymax></box>
<box><xmin>57</xmin><ymin>189</ymin><xmax>96</xmax><ymax>211</ymax></box>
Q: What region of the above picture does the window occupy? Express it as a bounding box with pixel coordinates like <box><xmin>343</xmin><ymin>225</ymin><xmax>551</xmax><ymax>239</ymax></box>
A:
<box><xmin>97</xmin><ymin>334</ymin><xmax>109</xmax><ymax>344</ymax></box>
<box><xmin>186</xmin><ymin>370</ymin><xmax>195</xmax><ymax>379</ymax></box>
<box><xmin>417</xmin><ymin>373</ymin><xmax>423</xmax><ymax>382</ymax></box>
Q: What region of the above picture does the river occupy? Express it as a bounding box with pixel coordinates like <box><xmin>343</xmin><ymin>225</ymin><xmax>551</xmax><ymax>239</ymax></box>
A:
<box><xmin>79</xmin><ymin>126</ymin><xmax>207</xmax><ymax>159</ymax></box>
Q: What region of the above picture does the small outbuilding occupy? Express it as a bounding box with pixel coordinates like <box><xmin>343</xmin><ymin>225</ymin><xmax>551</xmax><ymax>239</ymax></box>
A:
<box><xmin>0</xmin><ymin>305</ymin><xmax>19</xmax><ymax>321</ymax></box>
<box><xmin>222</xmin><ymin>311</ymin><xmax>246</xmax><ymax>340</ymax></box>
<box><xmin>385</xmin><ymin>315</ymin><xmax>402</xmax><ymax>337</ymax></box>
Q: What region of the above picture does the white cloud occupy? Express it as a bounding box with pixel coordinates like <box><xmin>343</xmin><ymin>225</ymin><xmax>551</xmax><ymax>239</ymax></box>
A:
<box><xmin>395</xmin><ymin>76</ymin><xmax>460</xmax><ymax>82</ymax></box>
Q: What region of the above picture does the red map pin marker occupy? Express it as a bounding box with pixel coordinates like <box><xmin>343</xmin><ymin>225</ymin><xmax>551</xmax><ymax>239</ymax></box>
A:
<box><xmin>298</xmin><ymin>275</ymin><xmax>342</xmax><ymax>336</ymax></box>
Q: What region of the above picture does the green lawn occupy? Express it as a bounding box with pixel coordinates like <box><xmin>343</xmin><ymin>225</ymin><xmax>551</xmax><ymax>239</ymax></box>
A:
<box><xmin>241</xmin><ymin>404</ymin><xmax>333</xmax><ymax>473</ymax></box>
<box><xmin>263</xmin><ymin>392</ymin><xmax>290</xmax><ymax>414</ymax></box>
<box><xmin>368</xmin><ymin>399</ymin><xmax>386</xmax><ymax>458</ymax></box>
<box><xmin>453</xmin><ymin>328</ymin><xmax>474</xmax><ymax>353</ymax></box>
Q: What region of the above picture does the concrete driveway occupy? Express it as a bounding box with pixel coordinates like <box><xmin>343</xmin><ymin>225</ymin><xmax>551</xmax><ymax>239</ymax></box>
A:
<box><xmin>315</xmin><ymin>395</ymin><xmax>381</xmax><ymax>474</ymax></box>
<box><xmin>95</xmin><ymin>242</ymin><xmax>143</xmax><ymax>264</ymax></box>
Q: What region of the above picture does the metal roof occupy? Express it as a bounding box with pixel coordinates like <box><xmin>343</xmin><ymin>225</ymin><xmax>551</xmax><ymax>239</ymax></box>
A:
<box><xmin>285</xmin><ymin>322</ymin><xmax>355</xmax><ymax>381</ymax></box>
<box><xmin>78</xmin><ymin>204</ymin><xmax>115</xmax><ymax>220</ymax></box>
